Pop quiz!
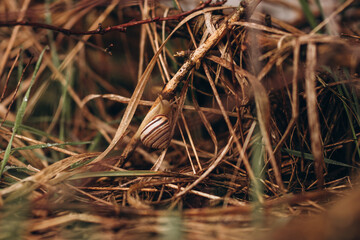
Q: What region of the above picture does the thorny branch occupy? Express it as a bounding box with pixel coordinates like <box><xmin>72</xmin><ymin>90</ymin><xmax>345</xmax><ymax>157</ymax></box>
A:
<box><xmin>0</xmin><ymin>0</ymin><xmax>226</xmax><ymax>36</ymax></box>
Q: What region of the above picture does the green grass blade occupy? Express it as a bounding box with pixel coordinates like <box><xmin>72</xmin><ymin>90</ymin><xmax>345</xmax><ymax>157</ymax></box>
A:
<box><xmin>298</xmin><ymin>0</ymin><xmax>318</xmax><ymax>30</ymax></box>
<box><xmin>3</xmin><ymin>166</ymin><xmax>36</xmax><ymax>175</ymax></box>
<box><xmin>160</xmin><ymin>212</ymin><xmax>183</xmax><ymax>240</ymax></box>
<box><xmin>314</xmin><ymin>0</ymin><xmax>324</xmax><ymax>18</ymax></box>
<box><xmin>0</xmin><ymin>198</ymin><xmax>30</xmax><ymax>239</ymax></box>
<box><xmin>0</xmin><ymin>120</ymin><xmax>53</xmax><ymax>138</ymax></box>
<box><xmin>250</xmin><ymin>125</ymin><xmax>265</xmax><ymax>227</ymax></box>
<box><xmin>87</xmin><ymin>132</ymin><xmax>103</xmax><ymax>152</ymax></box>
<box><xmin>334</xmin><ymin>88</ymin><xmax>360</xmax><ymax>160</ymax></box>
<box><xmin>0</xmin><ymin>46</ymin><xmax>49</xmax><ymax>177</ymax></box>
<box><xmin>0</xmin><ymin>141</ymin><xmax>91</xmax><ymax>154</ymax></box>
<box><xmin>45</xmin><ymin>0</ymin><xmax>60</xmax><ymax>67</ymax></box>
<box><xmin>59</xmin><ymin>66</ymin><xmax>72</xmax><ymax>143</ymax></box>
<box><xmin>16</xmin><ymin>48</ymin><xmax>24</xmax><ymax>110</ymax></box>
<box><xmin>283</xmin><ymin>148</ymin><xmax>357</xmax><ymax>168</ymax></box>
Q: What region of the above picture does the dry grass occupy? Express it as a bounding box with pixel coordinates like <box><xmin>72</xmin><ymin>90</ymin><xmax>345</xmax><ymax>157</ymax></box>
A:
<box><xmin>0</xmin><ymin>0</ymin><xmax>360</xmax><ymax>239</ymax></box>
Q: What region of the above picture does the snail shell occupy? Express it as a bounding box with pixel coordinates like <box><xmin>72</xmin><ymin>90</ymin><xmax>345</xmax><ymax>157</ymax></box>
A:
<box><xmin>140</xmin><ymin>114</ymin><xmax>171</xmax><ymax>149</ymax></box>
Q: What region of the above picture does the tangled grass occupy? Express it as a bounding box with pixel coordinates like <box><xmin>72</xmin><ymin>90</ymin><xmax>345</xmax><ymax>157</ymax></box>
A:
<box><xmin>0</xmin><ymin>0</ymin><xmax>359</xmax><ymax>239</ymax></box>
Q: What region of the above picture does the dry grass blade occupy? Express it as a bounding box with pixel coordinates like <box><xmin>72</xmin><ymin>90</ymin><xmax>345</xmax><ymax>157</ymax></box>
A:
<box><xmin>190</xmin><ymin>80</ymin><xmax>219</xmax><ymax>155</ymax></box>
<box><xmin>29</xmin><ymin>213</ymin><xmax>106</xmax><ymax>232</ymax></box>
<box><xmin>203</xmin><ymin>62</ymin><xmax>257</xmax><ymax>185</ymax></box>
<box><xmin>204</xmin><ymin>56</ymin><xmax>284</xmax><ymax>191</ymax></box>
<box><xmin>177</xmin><ymin>122</ymin><xmax>196</xmax><ymax>174</ymax></box>
<box><xmin>0</xmin><ymin>50</ymin><xmax>20</xmax><ymax>103</ymax></box>
<box><xmin>274</xmin><ymin>40</ymin><xmax>300</xmax><ymax>155</ymax></box>
<box><xmin>180</xmin><ymin>112</ymin><xmax>202</xmax><ymax>171</ymax></box>
<box><xmin>81</xmin><ymin>93</ymin><xmax>238</xmax><ymax>116</ymax></box>
<box><xmin>0</xmin><ymin>152</ymin><xmax>98</xmax><ymax>198</ymax></box>
<box><xmin>305</xmin><ymin>42</ymin><xmax>324</xmax><ymax>188</ymax></box>
<box><xmin>175</xmin><ymin>135</ymin><xmax>234</xmax><ymax>199</ymax></box>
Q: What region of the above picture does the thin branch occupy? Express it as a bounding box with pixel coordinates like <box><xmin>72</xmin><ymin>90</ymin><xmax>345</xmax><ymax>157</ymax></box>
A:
<box><xmin>0</xmin><ymin>0</ymin><xmax>226</xmax><ymax>36</ymax></box>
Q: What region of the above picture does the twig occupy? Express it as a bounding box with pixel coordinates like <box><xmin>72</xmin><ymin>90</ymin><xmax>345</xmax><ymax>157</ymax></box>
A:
<box><xmin>0</xmin><ymin>0</ymin><xmax>226</xmax><ymax>36</ymax></box>
<box><xmin>0</xmin><ymin>20</ymin><xmax>125</xmax><ymax>35</ymax></box>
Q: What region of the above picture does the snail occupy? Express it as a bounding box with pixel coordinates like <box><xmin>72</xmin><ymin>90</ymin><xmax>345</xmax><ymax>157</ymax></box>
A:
<box><xmin>140</xmin><ymin>99</ymin><xmax>172</xmax><ymax>149</ymax></box>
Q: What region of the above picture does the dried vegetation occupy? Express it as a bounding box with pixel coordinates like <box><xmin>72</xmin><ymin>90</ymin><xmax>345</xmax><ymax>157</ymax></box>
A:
<box><xmin>0</xmin><ymin>0</ymin><xmax>360</xmax><ymax>239</ymax></box>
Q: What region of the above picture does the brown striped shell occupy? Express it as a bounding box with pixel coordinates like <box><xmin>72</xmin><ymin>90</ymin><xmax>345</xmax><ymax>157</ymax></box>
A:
<box><xmin>140</xmin><ymin>114</ymin><xmax>171</xmax><ymax>149</ymax></box>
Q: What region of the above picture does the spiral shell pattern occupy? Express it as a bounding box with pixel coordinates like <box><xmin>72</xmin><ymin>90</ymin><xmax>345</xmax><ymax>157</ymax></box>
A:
<box><xmin>140</xmin><ymin>114</ymin><xmax>171</xmax><ymax>149</ymax></box>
